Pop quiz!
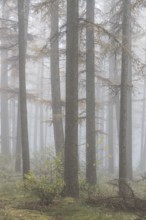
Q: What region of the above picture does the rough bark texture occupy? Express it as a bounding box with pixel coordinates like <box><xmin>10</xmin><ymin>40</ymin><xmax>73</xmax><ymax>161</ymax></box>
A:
<box><xmin>119</xmin><ymin>0</ymin><xmax>131</xmax><ymax>193</ymax></box>
<box><xmin>64</xmin><ymin>0</ymin><xmax>79</xmax><ymax>197</ymax></box>
<box><xmin>86</xmin><ymin>0</ymin><xmax>96</xmax><ymax>185</ymax></box>
<box><xmin>18</xmin><ymin>0</ymin><xmax>30</xmax><ymax>176</ymax></box>
<box><xmin>50</xmin><ymin>0</ymin><xmax>64</xmax><ymax>156</ymax></box>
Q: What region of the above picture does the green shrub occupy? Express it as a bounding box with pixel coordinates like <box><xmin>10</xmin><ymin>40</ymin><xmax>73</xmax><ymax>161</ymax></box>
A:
<box><xmin>24</xmin><ymin>172</ymin><xmax>64</xmax><ymax>204</ymax></box>
<box><xmin>24</xmin><ymin>153</ymin><xmax>64</xmax><ymax>204</ymax></box>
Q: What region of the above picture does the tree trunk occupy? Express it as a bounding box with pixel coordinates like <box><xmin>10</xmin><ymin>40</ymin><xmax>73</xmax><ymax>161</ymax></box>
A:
<box><xmin>33</xmin><ymin>102</ymin><xmax>38</xmax><ymax>152</ymax></box>
<box><xmin>18</xmin><ymin>0</ymin><xmax>30</xmax><ymax>176</ymax></box>
<box><xmin>15</xmin><ymin>101</ymin><xmax>22</xmax><ymax>173</ymax></box>
<box><xmin>64</xmin><ymin>0</ymin><xmax>79</xmax><ymax>197</ymax></box>
<box><xmin>1</xmin><ymin>1</ymin><xmax>10</xmax><ymax>156</ymax></box>
<box><xmin>140</xmin><ymin>38</ymin><xmax>146</xmax><ymax>172</ymax></box>
<box><xmin>108</xmin><ymin>98</ymin><xmax>114</xmax><ymax>173</ymax></box>
<box><xmin>50</xmin><ymin>0</ymin><xmax>64</xmax><ymax>156</ymax></box>
<box><xmin>126</xmin><ymin>5</ymin><xmax>133</xmax><ymax>179</ymax></box>
<box><xmin>86</xmin><ymin>0</ymin><xmax>96</xmax><ymax>185</ymax></box>
<box><xmin>40</xmin><ymin>60</ymin><xmax>44</xmax><ymax>150</ymax></box>
<box><xmin>119</xmin><ymin>0</ymin><xmax>131</xmax><ymax>193</ymax></box>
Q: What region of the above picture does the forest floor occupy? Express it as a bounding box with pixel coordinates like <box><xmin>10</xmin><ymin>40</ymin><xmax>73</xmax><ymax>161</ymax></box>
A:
<box><xmin>0</xmin><ymin>180</ymin><xmax>139</xmax><ymax>220</ymax></box>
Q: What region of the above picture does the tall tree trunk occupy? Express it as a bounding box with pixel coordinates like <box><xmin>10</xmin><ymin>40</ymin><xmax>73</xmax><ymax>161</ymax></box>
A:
<box><xmin>140</xmin><ymin>47</ymin><xmax>146</xmax><ymax>171</ymax></box>
<box><xmin>40</xmin><ymin>60</ymin><xmax>44</xmax><ymax>150</ymax></box>
<box><xmin>11</xmin><ymin>97</ymin><xmax>16</xmax><ymax>155</ymax></box>
<box><xmin>119</xmin><ymin>0</ymin><xmax>131</xmax><ymax>193</ymax></box>
<box><xmin>108</xmin><ymin>0</ymin><xmax>117</xmax><ymax>174</ymax></box>
<box><xmin>50</xmin><ymin>0</ymin><xmax>64</xmax><ymax>156</ymax></box>
<box><xmin>126</xmin><ymin>7</ymin><xmax>132</xmax><ymax>179</ymax></box>
<box><xmin>64</xmin><ymin>0</ymin><xmax>79</xmax><ymax>197</ymax></box>
<box><xmin>18</xmin><ymin>0</ymin><xmax>30</xmax><ymax>176</ymax></box>
<box><xmin>108</xmin><ymin>97</ymin><xmax>114</xmax><ymax>173</ymax></box>
<box><xmin>139</xmin><ymin>38</ymin><xmax>146</xmax><ymax>172</ymax></box>
<box><xmin>33</xmin><ymin>102</ymin><xmax>38</xmax><ymax>152</ymax></box>
<box><xmin>15</xmin><ymin>102</ymin><xmax>22</xmax><ymax>172</ymax></box>
<box><xmin>1</xmin><ymin>0</ymin><xmax>10</xmax><ymax>156</ymax></box>
<box><xmin>86</xmin><ymin>0</ymin><xmax>96</xmax><ymax>185</ymax></box>
<box><xmin>140</xmin><ymin>84</ymin><xmax>146</xmax><ymax>171</ymax></box>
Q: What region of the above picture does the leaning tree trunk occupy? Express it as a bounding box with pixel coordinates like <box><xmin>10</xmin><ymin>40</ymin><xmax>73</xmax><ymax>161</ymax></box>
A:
<box><xmin>64</xmin><ymin>0</ymin><xmax>79</xmax><ymax>197</ymax></box>
<box><xmin>86</xmin><ymin>0</ymin><xmax>96</xmax><ymax>185</ymax></box>
<box><xmin>50</xmin><ymin>0</ymin><xmax>64</xmax><ymax>156</ymax></box>
<box><xmin>119</xmin><ymin>0</ymin><xmax>131</xmax><ymax>193</ymax></box>
<box><xmin>18</xmin><ymin>0</ymin><xmax>30</xmax><ymax>176</ymax></box>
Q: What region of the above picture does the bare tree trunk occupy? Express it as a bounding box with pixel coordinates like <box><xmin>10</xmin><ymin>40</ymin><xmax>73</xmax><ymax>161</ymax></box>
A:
<box><xmin>11</xmin><ymin>97</ymin><xmax>16</xmax><ymax>155</ymax></box>
<box><xmin>86</xmin><ymin>0</ymin><xmax>96</xmax><ymax>185</ymax></box>
<box><xmin>50</xmin><ymin>0</ymin><xmax>64</xmax><ymax>156</ymax></box>
<box><xmin>140</xmin><ymin>54</ymin><xmax>146</xmax><ymax>171</ymax></box>
<box><xmin>108</xmin><ymin>97</ymin><xmax>114</xmax><ymax>173</ymax></box>
<box><xmin>126</xmin><ymin>7</ymin><xmax>133</xmax><ymax>179</ymax></box>
<box><xmin>15</xmin><ymin>102</ymin><xmax>22</xmax><ymax>173</ymax></box>
<box><xmin>141</xmin><ymin>83</ymin><xmax>146</xmax><ymax>170</ymax></box>
<box><xmin>40</xmin><ymin>60</ymin><xmax>44</xmax><ymax>150</ymax></box>
<box><xmin>18</xmin><ymin>0</ymin><xmax>30</xmax><ymax>176</ymax></box>
<box><xmin>33</xmin><ymin>102</ymin><xmax>38</xmax><ymax>151</ymax></box>
<box><xmin>140</xmin><ymin>38</ymin><xmax>146</xmax><ymax>172</ymax></box>
<box><xmin>64</xmin><ymin>0</ymin><xmax>79</xmax><ymax>197</ymax></box>
<box><xmin>119</xmin><ymin>0</ymin><xmax>131</xmax><ymax>193</ymax></box>
<box><xmin>1</xmin><ymin>1</ymin><xmax>10</xmax><ymax>156</ymax></box>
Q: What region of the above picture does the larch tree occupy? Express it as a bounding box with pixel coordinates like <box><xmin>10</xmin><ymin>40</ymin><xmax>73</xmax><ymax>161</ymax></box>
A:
<box><xmin>18</xmin><ymin>0</ymin><xmax>30</xmax><ymax>176</ymax></box>
<box><xmin>50</xmin><ymin>0</ymin><xmax>64</xmax><ymax>156</ymax></box>
<box><xmin>119</xmin><ymin>0</ymin><xmax>131</xmax><ymax>193</ymax></box>
<box><xmin>86</xmin><ymin>0</ymin><xmax>97</xmax><ymax>185</ymax></box>
<box><xmin>64</xmin><ymin>0</ymin><xmax>79</xmax><ymax>197</ymax></box>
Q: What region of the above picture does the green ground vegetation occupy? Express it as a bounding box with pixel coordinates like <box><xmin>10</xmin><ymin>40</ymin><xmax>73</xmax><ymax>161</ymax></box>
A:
<box><xmin>0</xmin><ymin>180</ymin><xmax>137</xmax><ymax>220</ymax></box>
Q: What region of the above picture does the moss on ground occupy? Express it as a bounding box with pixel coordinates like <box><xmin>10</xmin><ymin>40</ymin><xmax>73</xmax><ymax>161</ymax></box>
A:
<box><xmin>0</xmin><ymin>181</ymin><xmax>137</xmax><ymax>220</ymax></box>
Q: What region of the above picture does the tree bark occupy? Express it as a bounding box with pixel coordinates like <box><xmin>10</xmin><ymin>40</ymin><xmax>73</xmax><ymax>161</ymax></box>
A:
<box><xmin>18</xmin><ymin>0</ymin><xmax>30</xmax><ymax>176</ymax></box>
<box><xmin>126</xmin><ymin>4</ymin><xmax>133</xmax><ymax>179</ymax></box>
<box><xmin>86</xmin><ymin>0</ymin><xmax>96</xmax><ymax>185</ymax></box>
<box><xmin>50</xmin><ymin>0</ymin><xmax>64</xmax><ymax>156</ymax></box>
<box><xmin>15</xmin><ymin>101</ymin><xmax>22</xmax><ymax>173</ymax></box>
<box><xmin>1</xmin><ymin>0</ymin><xmax>10</xmax><ymax>156</ymax></box>
<box><xmin>64</xmin><ymin>0</ymin><xmax>79</xmax><ymax>197</ymax></box>
<box><xmin>119</xmin><ymin>0</ymin><xmax>131</xmax><ymax>193</ymax></box>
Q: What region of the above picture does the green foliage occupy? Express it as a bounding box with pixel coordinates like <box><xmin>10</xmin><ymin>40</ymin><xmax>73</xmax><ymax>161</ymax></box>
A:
<box><xmin>31</xmin><ymin>148</ymin><xmax>63</xmax><ymax>177</ymax></box>
<box><xmin>79</xmin><ymin>179</ymin><xmax>99</xmax><ymax>199</ymax></box>
<box><xmin>25</xmin><ymin>152</ymin><xmax>64</xmax><ymax>204</ymax></box>
<box><xmin>24</xmin><ymin>172</ymin><xmax>64</xmax><ymax>204</ymax></box>
<box><xmin>0</xmin><ymin>180</ymin><xmax>136</xmax><ymax>220</ymax></box>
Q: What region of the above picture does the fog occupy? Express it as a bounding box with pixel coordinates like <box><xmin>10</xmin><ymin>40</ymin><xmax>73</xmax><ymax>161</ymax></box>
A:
<box><xmin>0</xmin><ymin>0</ymin><xmax>146</xmax><ymax>219</ymax></box>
